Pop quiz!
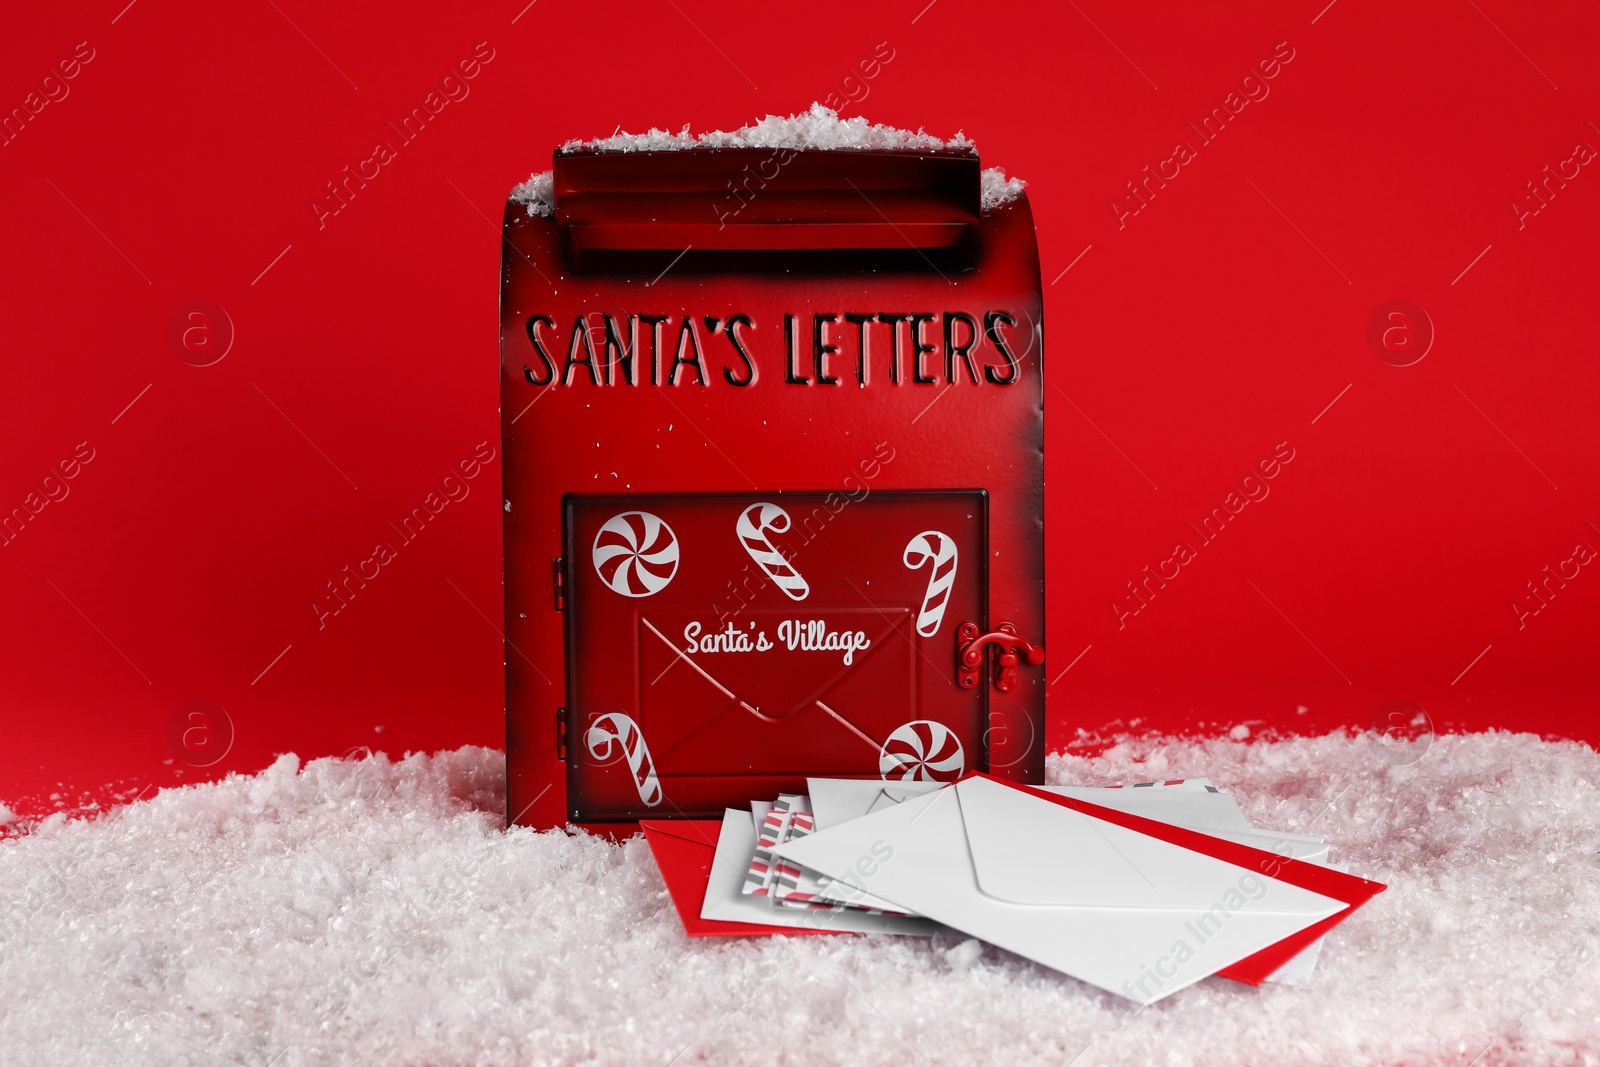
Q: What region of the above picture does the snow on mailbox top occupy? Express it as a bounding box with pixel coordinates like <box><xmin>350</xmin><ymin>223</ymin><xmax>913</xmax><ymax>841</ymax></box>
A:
<box><xmin>510</xmin><ymin>104</ymin><xmax>1025</xmax><ymax>219</ymax></box>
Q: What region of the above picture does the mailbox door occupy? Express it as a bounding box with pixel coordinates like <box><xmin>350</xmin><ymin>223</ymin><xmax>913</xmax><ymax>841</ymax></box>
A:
<box><xmin>563</xmin><ymin>490</ymin><xmax>987</xmax><ymax>821</ymax></box>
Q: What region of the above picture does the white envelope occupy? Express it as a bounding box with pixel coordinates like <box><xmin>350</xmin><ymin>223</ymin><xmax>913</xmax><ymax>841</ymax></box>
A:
<box><xmin>807</xmin><ymin>778</ymin><xmax>942</xmax><ymax>830</ymax></box>
<box><xmin>699</xmin><ymin>809</ymin><xmax>943</xmax><ymax>936</ymax></box>
<box><xmin>775</xmin><ymin>777</ymin><xmax>1350</xmax><ymax>1002</ymax></box>
<box><xmin>807</xmin><ymin>777</ymin><xmax>1259</xmax><ymax>835</ymax></box>
<box><xmin>808</xmin><ymin>809</ymin><xmax>1330</xmax><ymax>918</ymax></box>
<box><xmin>805</xmin><ymin>776</ymin><xmax>1321</xmax><ymax>913</ymax></box>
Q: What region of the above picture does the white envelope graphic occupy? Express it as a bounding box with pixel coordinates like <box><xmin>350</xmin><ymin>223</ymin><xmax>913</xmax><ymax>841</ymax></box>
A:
<box><xmin>775</xmin><ymin>777</ymin><xmax>1349</xmax><ymax>1002</ymax></box>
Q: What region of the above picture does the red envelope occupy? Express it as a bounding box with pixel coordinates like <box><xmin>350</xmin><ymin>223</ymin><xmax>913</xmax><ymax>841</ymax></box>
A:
<box><xmin>1008</xmin><ymin>778</ymin><xmax>1387</xmax><ymax>985</ymax></box>
<box><xmin>641</xmin><ymin>819</ymin><xmax>842</xmax><ymax>937</ymax></box>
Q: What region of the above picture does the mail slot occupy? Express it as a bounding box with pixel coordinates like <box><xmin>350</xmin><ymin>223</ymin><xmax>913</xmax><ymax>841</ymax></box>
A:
<box><xmin>501</xmin><ymin>127</ymin><xmax>1047</xmax><ymax>831</ymax></box>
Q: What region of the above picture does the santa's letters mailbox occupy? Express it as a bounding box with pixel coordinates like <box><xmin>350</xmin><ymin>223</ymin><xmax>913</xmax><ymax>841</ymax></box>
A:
<box><xmin>500</xmin><ymin>141</ymin><xmax>1046</xmax><ymax>832</ymax></box>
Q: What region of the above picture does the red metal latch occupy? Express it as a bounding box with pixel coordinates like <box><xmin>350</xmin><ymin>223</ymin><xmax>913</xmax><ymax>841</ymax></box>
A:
<box><xmin>556</xmin><ymin>706</ymin><xmax>568</xmax><ymax>761</ymax></box>
<box><xmin>956</xmin><ymin>622</ymin><xmax>1046</xmax><ymax>693</ymax></box>
<box><xmin>553</xmin><ymin>558</ymin><xmax>566</xmax><ymax>611</ymax></box>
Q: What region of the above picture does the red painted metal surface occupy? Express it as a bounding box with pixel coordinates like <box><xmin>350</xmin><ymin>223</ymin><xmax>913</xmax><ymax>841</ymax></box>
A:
<box><xmin>564</xmin><ymin>491</ymin><xmax>988</xmax><ymax>820</ymax></box>
<box><xmin>501</xmin><ymin>148</ymin><xmax>1046</xmax><ymax>830</ymax></box>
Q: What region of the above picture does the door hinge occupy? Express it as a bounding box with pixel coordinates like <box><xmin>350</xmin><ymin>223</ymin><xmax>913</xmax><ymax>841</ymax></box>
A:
<box><xmin>556</xmin><ymin>706</ymin><xmax>568</xmax><ymax>760</ymax></box>
<box><xmin>553</xmin><ymin>557</ymin><xmax>566</xmax><ymax>611</ymax></box>
<box><xmin>956</xmin><ymin>621</ymin><xmax>1046</xmax><ymax>693</ymax></box>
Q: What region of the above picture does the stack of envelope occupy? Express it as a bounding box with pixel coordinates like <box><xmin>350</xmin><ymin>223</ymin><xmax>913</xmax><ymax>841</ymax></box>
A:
<box><xmin>642</xmin><ymin>773</ymin><xmax>1386</xmax><ymax>1004</ymax></box>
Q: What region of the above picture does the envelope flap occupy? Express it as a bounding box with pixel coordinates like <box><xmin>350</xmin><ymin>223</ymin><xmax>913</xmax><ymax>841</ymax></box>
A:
<box><xmin>639</xmin><ymin>819</ymin><xmax>720</xmax><ymax>848</ymax></box>
<box><xmin>956</xmin><ymin>777</ymin><xmax>1341</xmax><ymax>912</ymax></box>
<box><xmin>642</xmin><ymin>607</ymin><xmax>911</xmax><ymax>727</ymax></box>
<box><xmin>807</xmin><ymin>777</ymin><xmax>940</xmax><ymax>830</ymax></box>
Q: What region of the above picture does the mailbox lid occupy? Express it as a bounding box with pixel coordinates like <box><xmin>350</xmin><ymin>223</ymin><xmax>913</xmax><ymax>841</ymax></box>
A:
<box><xmin>552</xmin><ymin>148</ymin><xmax>983</xmax><ymax>273</ymax></box>
<box><xmin>564</xmin><ymin>490</ymin><xmax>987</xmax><ymax>821</ymax></box>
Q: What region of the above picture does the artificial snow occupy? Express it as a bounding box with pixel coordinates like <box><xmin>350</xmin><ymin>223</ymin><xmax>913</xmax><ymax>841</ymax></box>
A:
<box><xmin>3</xmin><ymin>732</ymin><xmax>1598</xmax><ymax>1066</ymax></box>
<box><xmin>979</xmin><ymin>166</ymin><xmax>1026</xmax><ymax>213</ymax></box>
<box><xmin>509</xmin><ymin>169</ymin><xmax>554</xmax><ymax>217</ymax></box>
<box><xmin>510</xmin><ymin>103</ymin><xmax>1026</xmax><ymax>218</ymax></box>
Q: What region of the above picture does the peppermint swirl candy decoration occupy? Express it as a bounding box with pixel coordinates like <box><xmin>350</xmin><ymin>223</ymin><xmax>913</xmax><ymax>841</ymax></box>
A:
<box><xmin>879</xmin><ymin>720</ymin><xmax>965</xmax><ymax>782</ymax></box>
<box><xmin>593</xmin><ymin>511</ymin><xmax>679</xmax><ymax>597</ymax></box>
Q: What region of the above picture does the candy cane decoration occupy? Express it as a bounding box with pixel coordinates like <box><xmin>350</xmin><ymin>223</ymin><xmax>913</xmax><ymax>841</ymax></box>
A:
<box><xmin>584</xmin><ymin>713</ymin><xmax>662</xmax><ymax>807</ymax></box>
<box><xmin>879</xmin><ymin>720</ymin><xmax>965</xmax><ymax>782</ymax></box>
<box><xmin>737</xmin><ymin>502</ymin><xmax>809</xmax><ymax>601</ymax></box>
<box><xmin>903</xmin><ymin>531</ymin><xmax>958</xmax><ymax>637</ymax></box>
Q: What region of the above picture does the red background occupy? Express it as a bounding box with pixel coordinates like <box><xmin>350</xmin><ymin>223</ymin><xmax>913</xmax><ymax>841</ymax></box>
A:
<box><xmin>3</xmin><ymin>0</ymin><xmax>1595</xmax><ymax>819</ymax></box>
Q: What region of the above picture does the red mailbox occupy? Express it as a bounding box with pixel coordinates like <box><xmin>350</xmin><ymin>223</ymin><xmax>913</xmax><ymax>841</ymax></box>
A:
<box><xmin>501</xmin><ymin>136</ymin><xmax>1046</xmax><ymax>832</ymax></box>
